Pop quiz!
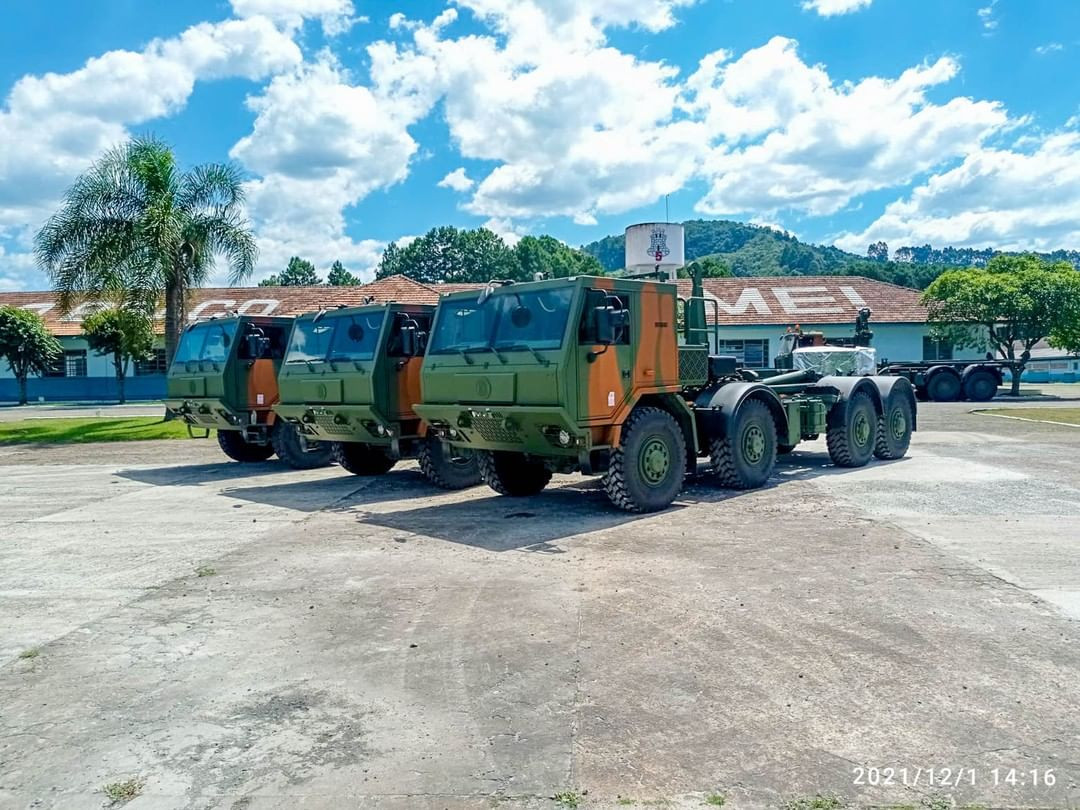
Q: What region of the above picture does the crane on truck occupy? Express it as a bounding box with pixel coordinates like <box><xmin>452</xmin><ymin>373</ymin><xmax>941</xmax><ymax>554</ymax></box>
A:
<box><xmin>414</xmin><ymin>270</ymin><xmax>915</xmax><ymax>513</ymax></box>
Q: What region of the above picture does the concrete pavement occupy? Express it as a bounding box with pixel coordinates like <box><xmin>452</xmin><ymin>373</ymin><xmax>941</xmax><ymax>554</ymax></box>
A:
<box><xmin>1</xmin><ymin>405</ymin><xmax>1078</xmax><ymax>809</ymax></box>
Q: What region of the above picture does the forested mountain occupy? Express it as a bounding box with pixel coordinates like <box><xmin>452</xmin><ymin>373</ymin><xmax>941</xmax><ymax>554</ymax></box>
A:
<box><xmin>581</xmin><ymin>219</ymin><xmax>1080</xmax><ymax>290</ymax></box>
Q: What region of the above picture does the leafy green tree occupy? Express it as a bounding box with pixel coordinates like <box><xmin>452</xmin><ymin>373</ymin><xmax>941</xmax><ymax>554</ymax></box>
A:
<box><xmin>923</xmin><ymin>254</ymin><xmax>1080</xmax><ymax>395</ymax></box>
<box><xmin>867</xmin><ymin>241</ymin><xmax>889</xmax><ymax>262</ymax></box>
<box><xmin>36</xmin><ymin>137</ymin><xmax>257</xmax><ymax>365</ymax></box>
<box><xmin>679</xmin><ymin>256</ymin><xmax>732</xmax><ymax>279</ymax></box>
<box><xmin>327</xmin><ymin>260</ymin><xmax>360</xmax><ymax>286</ymax></box>
<box><xmin>376</xmin><ymin>226</ymin><xmax>522</xmax><ymax>283</ymax></box>
<box><xmin>81</xmin><ymin>307</ymin><xmax>155</xmax><ymax>404</ymax></box>
<box><xmin>260</xmin><ymin>256</ymin><xmax>321</xmax><ymax>287</ymax></box>
<box><xmin>514</xmin><ymin>235</ymin><xmax>604</xmax><ymax>278</ymax></box>
<box><xmin>0</xmin><ymin>306</ymin><xmax>63</xmax><ymax>405</ymax></box>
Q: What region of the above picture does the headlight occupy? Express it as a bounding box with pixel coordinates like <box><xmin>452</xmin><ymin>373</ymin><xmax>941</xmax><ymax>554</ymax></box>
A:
<box><xmin>557</xmin><ymin>429</ymin><xmax>572</xmax><ymax>447</ymax></box>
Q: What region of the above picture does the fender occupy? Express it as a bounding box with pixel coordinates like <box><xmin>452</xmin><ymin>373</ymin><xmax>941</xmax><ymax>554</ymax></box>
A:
<box><xmin>814</xmin><ymin>375</ymin><xmax>884</xmax><ymax>429</ymax></box>
<box><xmin>693</xmin><ymin>381</ymin><xmax>788</xmax><ymax>440</ymax></box>
<box><xmin>865</xmin><ymin>375</ymin><xmax>918</xmax><ymax>432</ymax></box>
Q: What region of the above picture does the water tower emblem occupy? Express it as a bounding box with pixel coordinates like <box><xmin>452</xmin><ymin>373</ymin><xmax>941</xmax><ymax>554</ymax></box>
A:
<box><xmin>648</xmin><ymin>228</ymin><xmax>670</xmax><ymax>263</ymax></box>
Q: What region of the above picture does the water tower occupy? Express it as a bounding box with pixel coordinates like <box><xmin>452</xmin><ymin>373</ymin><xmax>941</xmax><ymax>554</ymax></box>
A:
<box><xmin>624</xmin><ymin>222</ymin><xmax>685</xmax><ymax>279</ymax></box>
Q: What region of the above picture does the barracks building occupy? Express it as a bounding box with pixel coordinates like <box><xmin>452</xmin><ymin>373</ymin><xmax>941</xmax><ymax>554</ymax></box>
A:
<box><xmin>1</xmin><ymin>274</ymin><xmax>1072</xmax><ymax>403</ymax></box>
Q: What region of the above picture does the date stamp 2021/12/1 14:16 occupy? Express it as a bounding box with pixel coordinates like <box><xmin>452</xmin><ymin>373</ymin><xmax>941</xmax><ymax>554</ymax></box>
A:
<box><xmin>853</xmin><ymin>767</ymin><xmax>1059</xmax><ymax>789</ymax></box>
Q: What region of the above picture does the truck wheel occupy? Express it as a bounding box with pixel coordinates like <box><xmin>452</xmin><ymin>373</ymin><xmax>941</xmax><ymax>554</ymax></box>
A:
<box><xmin>963</xmin><ymin>370</ymin><xmax>998</xmax><ymax>402</ymax></box>
<box><xmin>710</xmin><ymin>399</ymin><xmax>777</xmax><ymax>489</ymax></box>
<box><xmin>827</xmin><ymin>391</ymin><xmax>877</xmax><ymax>468</ymax></box>
<box><xmin>333</xmin><ymin>442</ymin><xmax>396</xmax><ymax>475</ymax></box>
<box><xmin>926</xmin><ymin>370</ymin><xmax>961</xmax><ymax>402</ymax></box>
<box><xmin>477</xmin><ymin>451</ymin><xmax>552</xmax><ymax>496</ymax></box>
<box><xmin>217</xmin><ymin>430</ymin><xmax>275</xmax><ymax>463</ymax></box>
<box><xmin>604</xmin><ymin>407</ymin><xmax>687</xmax><ymax>512</ymax></box>
<box><xmin>417</xmin><ymin>437</ymin><xmax>481</xmax><ymax>490</ymax></box>
<box><xmin>874</xmin><ymin>394</ymin><xmax>913</xmax><ymax>460</ymax></box>
<box><xmin>271</xmin><ymin>422</ymin><xmax>334</xmax><ymax>469</ymax></box>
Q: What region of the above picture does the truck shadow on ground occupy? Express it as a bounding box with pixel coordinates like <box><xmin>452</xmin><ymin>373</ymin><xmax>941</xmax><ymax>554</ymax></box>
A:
<box><xmin>117</xmin><ymin>460</ymin><xmax>291</xmax><ymax>487</ymax></box>
<box><xmin>340</xmin><ymin>450</ymin><xmax>911</xmax><ymax>552</ymax></box>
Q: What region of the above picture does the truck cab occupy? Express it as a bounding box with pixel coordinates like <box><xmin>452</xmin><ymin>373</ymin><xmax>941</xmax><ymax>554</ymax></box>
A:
<box><xmin>274</xmin><ymin>303</ymin><xmax>480</xmax><ymax>489</ymax></box>
<box><xmin>165</xmin><ymin>314</ymin><xmax>331</xmax><ymax>467</ymax></box>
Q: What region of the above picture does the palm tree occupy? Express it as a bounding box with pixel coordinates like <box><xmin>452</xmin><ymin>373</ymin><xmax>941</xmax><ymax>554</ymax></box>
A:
<box><xmin>36</xmin><ymin>137</ymin><xmax>257</xmax><ymax>363</ymax></box>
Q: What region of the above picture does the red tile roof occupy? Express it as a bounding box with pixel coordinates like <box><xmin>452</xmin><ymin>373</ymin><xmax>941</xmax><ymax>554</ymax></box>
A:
<box><xmin>676</xmin><ymin>276</ymin><xmax>928</xmax><ymax>325</ymax></box>
<box><xmin>0</xmin><ymin>275</ymin><xmax>486</xmax><ymax>336</ymax></box>
<box><xmin>0</xmin><ymin>274</ymin><xmax>927</xmax><ymax>335</ymax></box>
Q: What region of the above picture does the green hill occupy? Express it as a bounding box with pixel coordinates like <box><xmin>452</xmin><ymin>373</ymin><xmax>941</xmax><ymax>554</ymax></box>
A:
<box><xmin>582</xmin><ymin>220</ymin><xmax>956</xmax><ymax>289</ymax></box>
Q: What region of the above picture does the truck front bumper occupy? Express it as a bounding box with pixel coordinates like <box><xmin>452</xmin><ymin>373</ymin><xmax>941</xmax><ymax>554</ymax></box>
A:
<box><xmin>413</xmin><ymin>403</ymin><xmax>589</xmax><ymax>458</ymax></box>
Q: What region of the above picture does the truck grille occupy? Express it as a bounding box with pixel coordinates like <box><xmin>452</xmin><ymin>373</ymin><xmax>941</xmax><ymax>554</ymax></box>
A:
<box><xmin>679</xmin><ymin>346</ymin><xmax>709</xmax><ymax>383</ymax></box>
<box><xmin>313</xmin><ymin>413</ymin><xmax>354</xmax><ymax>436</ymax></box>
<box><xmin>472</xmin><ymin>413</ymin><xmax>523</xmax><ymax>444</ymax></box>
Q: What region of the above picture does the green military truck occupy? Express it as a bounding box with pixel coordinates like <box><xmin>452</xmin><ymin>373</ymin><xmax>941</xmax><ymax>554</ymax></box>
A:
<box><xmin>414</xmin><ymin>273</ymin><xmax>915</xmax><ymax>513</ymax></box>
<box><xmin>273</xmin><ymin>303</ymin><xmax>481</xmax><ymax>489</ymax></box>
<box><xmin>166</xmin><ymin>315</ymin><xmax>333</xmax><ymax>468</ymax></box>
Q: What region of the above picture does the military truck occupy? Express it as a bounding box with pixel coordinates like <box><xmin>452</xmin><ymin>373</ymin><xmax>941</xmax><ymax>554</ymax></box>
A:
<box><xmin>166</xmin><ymin>315</ymin><xmax>333</xmax><ymax>468</ymax></box>
<box><xmin>273</xmin><ymin>303</ymin><xmax>481</xmax><ymax>489</ymax></box>
<box><xmin>414</xmin><ymin>273</ymin><xmax>915</xmax><ymax>513</ymax></box>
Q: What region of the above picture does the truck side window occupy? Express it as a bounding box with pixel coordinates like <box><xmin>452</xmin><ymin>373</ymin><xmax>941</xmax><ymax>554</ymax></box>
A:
<box><xmin>578</xmin><ymin>290</ymin><xmax>631</xmax><ymax>345</ymax></box>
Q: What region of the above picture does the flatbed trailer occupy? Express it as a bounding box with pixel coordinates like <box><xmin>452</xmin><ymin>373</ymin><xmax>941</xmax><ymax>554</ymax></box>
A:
<box><xmin>877</xmin><ymin>359</ymin><xmax>1015</xmax><ymax>402</ymax></box>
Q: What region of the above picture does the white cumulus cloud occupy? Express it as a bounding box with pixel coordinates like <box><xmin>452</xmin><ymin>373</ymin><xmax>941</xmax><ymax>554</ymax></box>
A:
<box><xmin>834</xmin><ymin>132</ymin><xmax>1080</xmax><ymax>253</ymax></box>
<box><xmin>801</xmin><ymin>0</ymin><xmax>873</xmax><ymax>17</ymax></box>
<box><xmin>688</xmin><ymin>38</ymin><xmax>1009</xmax><ymax>217</ymax></box>
<box><xmin>438</xmin><ymin>168</ymin><xmax>475</xmax><ymax>192</ymax></box>
<box><xmin>229</xmin><ymin>0</ymin><xmax>359</xmax><ymax>35</ymax></box>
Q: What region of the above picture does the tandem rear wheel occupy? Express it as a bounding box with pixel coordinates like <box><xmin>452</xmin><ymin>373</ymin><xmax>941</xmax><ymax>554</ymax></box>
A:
<box><xmin>709</xmin><ymin>399</ymin><xmax>777</xmax><ymax>489</ymax></box>
<box><xmin>875</xmin><ymin>392</ymin><xmax>914</xmax><ymax>460</ymax></box>
<box><xmin>478</xmin><ymin>451</ymin><xmax>552</xmax><ymax>496</ymax></box>
<box><xmin>417</xmin><ymin>437</ymin><xmax>482</xmax><ymax>490</ymax></box>
<box><xmin>333</xmin><ymin>442</ymin><xmax>396</xmax><ymax>475</ymax></box>
<box><xmin>604</xmin><ymin>406</ymin><xmax>687</xmax><ymax>513</ymax></box>
<box><xmin>827</xmin><ymin>391</ymin><xmax>877</xmax><ymax>467</ymax></box>
<box><xmin>216</xmin><ymin>429</ymin><xmax>274</xmax><ymax>463</ymax></box>
<box><xmin>271</xmin><ymin>422</ymin><xmax>334</xmax><ymax>469</ymax></box>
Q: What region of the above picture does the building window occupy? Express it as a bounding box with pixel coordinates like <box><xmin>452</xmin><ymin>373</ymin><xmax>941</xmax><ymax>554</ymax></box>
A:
<box><xmin>717</xmin><ymin>339</ymin><xmax>769</xmax><ymax>367</ymax></box>
<box><xmin>135</xmin><ymin>349</ymin><xmax>168</xmax><ymax>376</ymax></box>
<box><xmin>44</xmin><ymin>350</ymin><xmax>87</xmax><ymax>378</ymax></box>
<box><xmin>922</xmin><ymin>336</ymin><xmax>954</xmax><ymax>362</ymax></box>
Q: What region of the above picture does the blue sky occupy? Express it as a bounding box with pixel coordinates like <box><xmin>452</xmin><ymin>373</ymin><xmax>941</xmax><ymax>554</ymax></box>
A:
<box><xmin>1</xmin><ymin>0</ymin><xmax>1078</xmax><ymax>289</ymax></box>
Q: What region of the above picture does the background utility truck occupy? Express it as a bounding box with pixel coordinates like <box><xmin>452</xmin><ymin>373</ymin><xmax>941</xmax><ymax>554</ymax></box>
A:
<box><xmin>414</xmin><ymin>272</ymin><xmax>915</xmax><ymax>513</ymax></box>
<box><xmin>769</xmin><ymin>310</ymin><xmax>1008</xmax><ymax>402</ymax></box>
<box><xmin>273</xmin><ymin>303</ymin><xmax>481</xmax><ymax>489</ymax></box>
<box><xmin>166</xmin><ymin>314</ymin><xmax>333</xmax><ymax>468</ymax></box>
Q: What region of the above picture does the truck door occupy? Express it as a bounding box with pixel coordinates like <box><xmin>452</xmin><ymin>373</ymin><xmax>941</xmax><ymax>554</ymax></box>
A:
<box><xmin>576</xmin><ymin>288</ymin><xmax>634</xmax><ymax>423</ymax></box>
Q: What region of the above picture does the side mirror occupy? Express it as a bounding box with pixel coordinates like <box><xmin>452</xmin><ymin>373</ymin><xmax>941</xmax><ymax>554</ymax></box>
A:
<box><xmin>246</xmin><ymin>333</ymin><xmax>269</xmax><ymax>359</ymax></box>
<box><xmin>400</xmin><ymin>325</ymin><xmax>418</xmax><ymax>357</ymax></box>
<box><xmin>595</xmin><ymin>305</ymin><xmax>629</xmax><ymax>345</ymax></box>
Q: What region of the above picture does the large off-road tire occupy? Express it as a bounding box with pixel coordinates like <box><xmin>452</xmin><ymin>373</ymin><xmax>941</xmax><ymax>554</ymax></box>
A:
<box><xmin>477</xmin><ymin>451</ymin><xmax>552</xmax><ymax>497</ymax></box>
<box><xmin>874</xmin><ymin>393</ymin><xmax>913</xmax><ymax>460</ymax></box>
<box><xmin>827</xmin><ymin>391</ymin><xmax>877</xmax><ymax>468</ymax></box>
<box><xmin>217</xmin><ymin>429</ymin><xmax>274</xmax><ymax>463</ymax></box>
<box><xmin>604</xmin><ymin>406</ymin><xmax>687</xmax><ymax>513</ymax></box>
<box><xmin>963</xmin><ymin>370</ymin><xmax>998</xmax><ymax>402</ymax></box>
<box><xmin>271</xmin><ymin>422</ymin><xmax>334</xmax><ymax>469</ymax></box>
<box><xmin>709</xmin><ymin>399</ymin><xmax>777</xmax><ymax>490</ymax></box>
<box><xmin>417</xmin><ymin>437</ymin><xmax>481</xmax><ymax>490</ymax></box>
<box><xmin>333</xmin><ymin>442</ymin><xmax>396</xmax><ymax>476</ymax></box>
<box><xmin>926</xmin><ymin>369</ymin><xmax>962</xmax><ymax>402</ymax></box>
